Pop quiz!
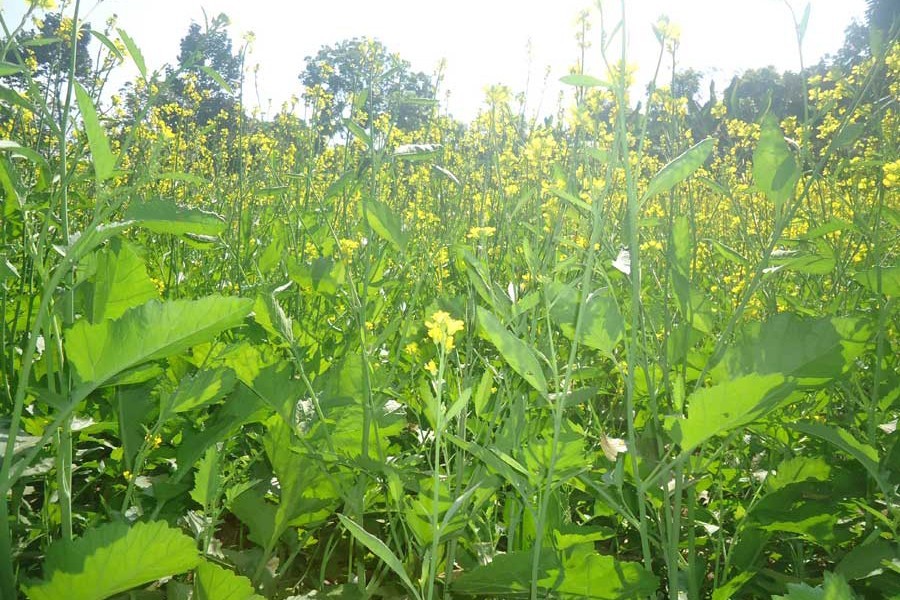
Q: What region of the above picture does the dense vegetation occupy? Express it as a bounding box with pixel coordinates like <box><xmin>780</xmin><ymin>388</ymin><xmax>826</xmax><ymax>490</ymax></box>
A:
<box><xmin>0</xmin><ymin>1</ymin><xmax>898</xmax><ymax>598</ymax></box>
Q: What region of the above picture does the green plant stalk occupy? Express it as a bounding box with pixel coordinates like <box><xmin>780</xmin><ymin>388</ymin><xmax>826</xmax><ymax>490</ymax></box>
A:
<box><xmin>426</xmin><ymin>345</ymin><xmax>447</xmax><ymax>600</ymax></box>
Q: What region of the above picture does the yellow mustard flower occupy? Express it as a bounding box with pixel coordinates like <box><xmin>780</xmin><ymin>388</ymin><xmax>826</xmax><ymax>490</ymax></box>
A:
<box><xmin>425</xmin><ymin>310</ymin><xmax>464</xmax><ymax>352</ymax></box>
<box><xmin>424</xmin><ymin>360</ymin><xmax>438</xmax><ymax>376</ymax></box>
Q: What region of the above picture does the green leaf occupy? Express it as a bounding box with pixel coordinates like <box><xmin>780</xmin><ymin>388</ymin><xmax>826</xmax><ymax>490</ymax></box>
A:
<box><xmin>477</xmin><ymin>307</ymin><xmax>547</xmax><ymax>396</ymax></box>
<box><xmin>716</xmin><ymin>314</ymin><xmax>871</xmax><ymax>385</ymax></box>
<box><xmin>854</xmin><ymin>265</ymin><xmax>899</xmax><ymax>297</ymax></box>
<box><xmin>0</xmin><ymin>62</ymin><xmax>24</xmax><ymax>77</ymax></box>
<box><xmin>362</xmin><ymin>199</ymin><xmax>406</xmax><ymax>252</ymax></box>
<box><xmin>190</xmin><ymin>445</ymin><xmax>220</xmax><ymax>508</ymax></box>
<box><xmin>117</xmin><ymin>28</ymin><xmax>146</xmax><ymax>79</ymax></box>
<box><xmin>393</xmin><ymin>143</ymin><xmax>441</xmax><ymax>162</ymax></box>
<box><xmin>65</xmin><ymin>296</ymin><xmax>252</xmax><ymax>386</ymax></box>
<box><xmin>711</xmin><ymin>571</ymin><xmax>757</xmax><ymax>600</ymax></box>
<box><xmin>199</xmin><ymin>65</ymin><xmax>234</xmax><ymax>94</ymax></box>
<box><xmin>674</xmin><ymin>373</ymin><xmax>794</xmax><ymax>452</ymax></box>
<box><xmin>230</xmin><ymin>488</ymin><xmax>277</xmax><ymax>548</ymax></box>
<box><xmin>547</xmin><ymin>282</ymin><xmax>624</xmax><ymax>356</ymax></box>
<box><xmin>773</xmin><ymin>571</ymin><xmax>854</xmax><ymax>600</ymax></box>
<box><xmin>753</xmin><ymin>114</ymin><xmax>799</xmax><ymax>212</ymax></box>
<box><xmin>194</xmin><ymin>560</ymin><xmax>263</xmax><ymax>600</ymax></box>
<box><xmin>86</xmin><ymin>240</ymin><xmax>159</xmax><ymax>322</ymax></box>
<box><xmin>836</xmin><ymin>540</ymin><xmax>899</xmax><ymax>581</ymax></box>
<box><xmin>125</xmin><ymin>199</ymin><xmax>227</xmax><ymax>236</ymax></box>
<box><xmin>552</xmin><ymin>546</ymin><xmax>659</xmax><ymax>598</ymax></box>
<box><xmin>24</xmin><ymin>521</ymin><xmax>199</xmax><ymax>600</ymax></box>
<box><xmin>788</xmin><ymin>422</ymin><xmax>886</xmax><ymax>493</ymax></box>
<box><xmin>337</xmin><ymin>515</ymin><xmax>421</xmax><ymax>600</ymax></box>
<box><xmin>641</xmin><ymin>138</ymin><xmax>714</xmax><ymax>202</ymax></box>
<box><xmin>560</xmin><ymin>74</ymin><xmax>609</xmax><ymax>88</ymax></box>
<box><xmin>74</xmin><ymin>81</ymin><xmax>115</xmax><ymax>184</ymax></box>
<box><xmin>452</xmin><ymin>550</ymin><xmax>550</xmax><ymax>595</ymax></box>
<box><xmin>161</xmin><ymin>368</ymin><xmax>237</xmax><ymax>417</ymax></box>
<box><xmin>768</xmin><ymin>249</ymin><xmax>836</xmax><ymax>275</ymax></box>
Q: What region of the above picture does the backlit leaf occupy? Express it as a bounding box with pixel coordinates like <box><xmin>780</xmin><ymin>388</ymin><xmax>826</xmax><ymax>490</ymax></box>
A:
<box><xmin>641</xmin><ymin>138</ymin><xmax>714</xmax><ymax>202</ymax></box>
<box><xmin>74</xmin><ymin>81</ymin><xmax>115</xmax><ymax>184</ymax></box>
<box><xmin>753</xmin><ymin>114</ymin><xmax>799</xmax><ymax>212</ymax></box>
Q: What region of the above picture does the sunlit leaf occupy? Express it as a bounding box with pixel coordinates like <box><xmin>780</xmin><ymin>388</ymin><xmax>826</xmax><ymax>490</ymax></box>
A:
<box><xmin>65</xmin><ymin>296</ymin><xmax>252</xmax><ymax>386</ymax></box>
<box><xmin>673</xmin><ymin>373</ymin><xmax>794</xmax><ymax>452</ymax></box>
<box><xmin>194</xmin><ymin>560</ymin><xmax>263</xmax><ymax>600</ymax></box>
<box><xmin>125</xmin><ymin>199</ymin><xmax>227</xmax><ymax>236</ymax></box>
<box><xmin>24</xmin><ymin>521</ymin><xmax>199</xmax><ymax>600</ymax></box>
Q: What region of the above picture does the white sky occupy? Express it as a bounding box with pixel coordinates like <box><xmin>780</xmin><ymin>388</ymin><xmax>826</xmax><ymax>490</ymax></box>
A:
<box><xmin>3</xmin><ymin>0</ymin><xmax>867</xmax><ymax>122</ymax></box>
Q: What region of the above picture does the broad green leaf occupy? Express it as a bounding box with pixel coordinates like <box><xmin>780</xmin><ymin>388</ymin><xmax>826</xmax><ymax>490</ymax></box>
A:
<box><xmin>716</xmin><ymin>314</ymin><xmax>871</xmax><ymax>385</ymax></box>
<box><xmin>86</xmin><ymin>240</ymin><xmax>158</xmax><ymax>322</ymax></box>
<box><xmin>117</xmin><ymin>28</ymin><xmax>146</xmax><ymax>79</ymax></box>
<box><xmin>190</xmin><ymin>445</ymin><xmax>220</xmax><ymax>508</ymax></box>
<box><xmin>337</xmin><ymin>514</ymin><xmax>421</xmax><ymax>600</ymax></box>
<box><xmin>547</xmin><ymin>282</ymin><xmax>624</xmax><ymax>356</ymax></box>
<box><xmin>641</xmin><ymin>138</ymin><xmax>714</xmax><ymax>202</ymax></box>
<box><xmin>125</xmin><ymin>199</ymin><xmax>227</xmax><ymax>236</ymax></box>
<box><xmin>767</xmin><ymin>456</ymin><xmax>831</xmax><ymax>491</ymax></box>
<box><xmin>194</xmin><ymin>560</ymin><xmax>263</xmax><ymax>600</ymax></box>
<box><xmin>362</xmin><ymin>199</ymin><xmax>406</xmax><ymax>252</ymax></box>
<box><xmin>161</xmin><ymin>368</ymin><xmax>237</xmax><ymax>417</ymax></box>
<box><xmin>24</xmin><ymin>521</ymin><xmax>199</xmax><ymax>600</ymax></box>
<box><xmin>477</xmin><ymin>307</ymin><xmax>547</xmax><ymax>395</ymax></box>
<box><xmin>767</xmin><ymin>249</ymin><xmax>836</xmax><ymax>275</ymax></box>
<box><xmin>671</xmin><ymin>215</ymin><xmax>692</xmax><ymax>313</ymax></box>
<box><xmin>229</xmin><ymin>488</ymin><xmax>277</xmax><ymax>548</ymax></box>
<box><xmin>552</xmin><ymin>546</ymin><xmax>659</xmax><ymax>598</ymax></box>
<box><xmin>65</xmin><ymin>296</ymin><xmax>252</xmax><ymax>386</ymax></box>
<box><xmin>753</xmin><ymin>114</ymin><xmax>799</xmax><ymax>211</ymax></box>
<box><xmin>0</xmin><ymin>61</ymin><xmax>24</xmax><ymax>77</ymax></box>
<box><xmin>452</xmin><ymin>550</ymin><xmax>554</xmax><ymax>595</ymax></box>
<box><xmin>74</xmin><ymin>81</ymin><xmax>115</xmax><ymax>183</ymax></box>
<box><xmin>0</xmin><ymin>140</ymin><xmax>52</xmax><ymax>190</ymax></box>
<box><xmin>836</xmin><ymin>540</ymin><xmax>899</xmax><ymax>581</ymax></box>
<box><xmin>854</xmin><ymin>264</ymin><xmax>899</xmax><ymax>297</ymax></box>
<box><xmin>674</xmin><ymin>373</ymin><xmax>793</xmax><ymax>452</ymax></box>
<box><xmin>788</xmin><ymin>422</ymin><xmax>886</xmax><ymax>492</ymax></box>
<box><xmin>560</xmin><ymin>74</ymin><xmax>609</xmax><ymax>88</ymax></box>
<box><xmin>711</xmin><ymin>571</ymin><xmax>757</xmax><ymax>600</ymax></box>
<box><xmin>773</xmin><ymin>571</ymin><xmax>854</xmax><ymax>600</ymax></box>
<box><xmin>90</xmin><ymin>30</ymin><xmax>124</xmax><ymax>62</ymax></box>
<box><xmin>288</xmin><ymin>257</ymin><xmax>345</xmax><ymax>296</ymax></box>
<box><xmin>797</xmin><ymin>4</ymin><xmax>812</xmax><ymax>44</ymax></box>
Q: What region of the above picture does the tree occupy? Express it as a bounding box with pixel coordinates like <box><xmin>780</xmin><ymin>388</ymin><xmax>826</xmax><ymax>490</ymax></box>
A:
<box><xmin>723</xmin><ymin>66</ymin><xmax>805</xmax><ymax>123</ymax></box>
<box><xmin>163</xmin><ymin>12</ymin><xmax>242</xmax><ymax>127</ymax></box>
<box><xmin>299</xmin><ymin>38</ymin><xmax>435</xmax><ymax>139</ymax></box>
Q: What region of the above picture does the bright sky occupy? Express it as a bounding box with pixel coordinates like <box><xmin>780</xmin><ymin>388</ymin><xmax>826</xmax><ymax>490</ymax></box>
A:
<box><xmin>4</xmin><ymin>0</ymin><xmax>868</xmax><ymax>122</ymax></box>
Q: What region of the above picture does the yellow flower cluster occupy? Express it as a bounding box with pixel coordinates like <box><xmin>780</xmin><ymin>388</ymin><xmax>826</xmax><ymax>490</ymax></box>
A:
<box><xmin>425</xmin><ymin>310</ymin><xmax>464</xmax><ymax>352</ymax></box>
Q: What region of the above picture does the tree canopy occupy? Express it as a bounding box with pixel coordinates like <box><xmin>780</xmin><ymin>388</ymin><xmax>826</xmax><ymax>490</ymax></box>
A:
<box><xmin>299</xmin><ymin>37</ymin><xmax>435</xmax><ymax>139</ymax></box>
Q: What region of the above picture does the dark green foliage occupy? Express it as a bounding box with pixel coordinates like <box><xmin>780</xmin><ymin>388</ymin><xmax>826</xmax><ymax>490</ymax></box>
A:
<box><xmin>299</xmin><ymin>37</ymin><xmax>435</xmax><ymax>139</ymax></box>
